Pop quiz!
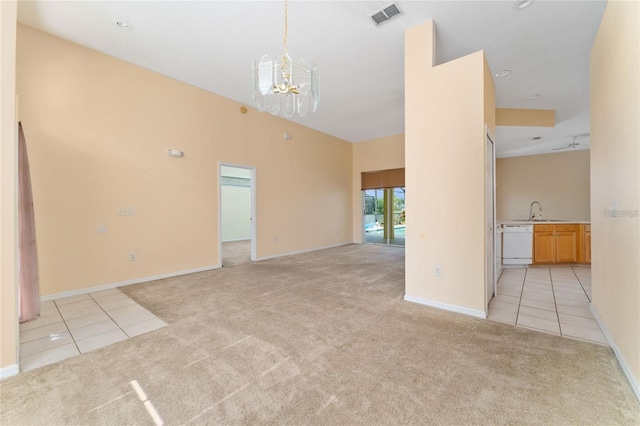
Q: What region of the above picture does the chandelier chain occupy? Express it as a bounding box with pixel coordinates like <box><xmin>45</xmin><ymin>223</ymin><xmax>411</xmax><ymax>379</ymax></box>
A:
<box><xmin>283</xmin><ymin>0</ymin><xmax>288</xmax><ymax>59</ymax></box>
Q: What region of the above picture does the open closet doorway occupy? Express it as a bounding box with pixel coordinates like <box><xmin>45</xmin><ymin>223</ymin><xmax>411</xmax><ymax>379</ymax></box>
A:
<box><xmin>219</xmin><ymin>163</ymin><xmax>256</xmax><ymax>267</ymax></box>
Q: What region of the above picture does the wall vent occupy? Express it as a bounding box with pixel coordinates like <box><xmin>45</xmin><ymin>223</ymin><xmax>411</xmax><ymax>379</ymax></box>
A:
<box><xmin>370</xmin><ymin>3</ymin><xmax>403</xmax><ymax>26</ymax></box>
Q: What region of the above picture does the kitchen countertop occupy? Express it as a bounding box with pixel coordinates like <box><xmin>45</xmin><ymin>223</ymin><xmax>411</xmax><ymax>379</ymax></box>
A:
<box><xmin>499</xmin><ymin>220</ymin><xmax>591</xmax><ymax>225</ymax></box>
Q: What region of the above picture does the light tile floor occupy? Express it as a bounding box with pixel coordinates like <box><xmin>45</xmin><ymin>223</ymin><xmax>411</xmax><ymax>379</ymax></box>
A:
<box><xmin>488</xmin><ymin>265</ymin><xmax>607</xmax><ymax>345</ymax></box>
<box><xmin>19</xmin><ymin>288</ymin><xmax>166</xmax><ymax>372</ymax></box>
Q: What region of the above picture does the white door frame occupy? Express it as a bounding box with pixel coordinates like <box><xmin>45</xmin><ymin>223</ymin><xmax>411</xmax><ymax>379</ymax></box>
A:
<box><xmin>485</xmin><ymin>126</ymin><xmax>497</xmax><ymax>310</ymax></box>
<box><xmin>361</xmin><ymin>191</ymin><xmax>366</xmax><ymax>243</ymax></box>
<box><xmin>218</xmin><ymin>162</ymin><xmax>256</xmax><ymax>265</ymax></box>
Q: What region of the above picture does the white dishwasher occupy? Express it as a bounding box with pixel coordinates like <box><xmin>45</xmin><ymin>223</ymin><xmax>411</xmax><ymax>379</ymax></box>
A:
<box><xmin>502</xmin><ymin>224</ymin><xmax>533</xmax><ymax>266</ymax></box>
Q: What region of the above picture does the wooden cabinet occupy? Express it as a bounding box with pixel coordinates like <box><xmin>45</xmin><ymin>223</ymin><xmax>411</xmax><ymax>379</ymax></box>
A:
<box><xmin>533</xmin><ymin>224</ymin><xmax>578</xmax><ymax>264</ymax></box>
<box><xmin>580</xmin><ymin>224</ymin><xmax>591</xmax><ymax>263</ymax></box>
<box><xmin>584</xmin><ymin>225</ymin><xmax>591</xmax><ymax>263</ymax></box>
<box><xmin>556</xmin><ymin>224</ymin><xmax>577</xmax><ymax>263</ymax></box>
<box><xmin>533</xmin><ymin>225</ymin><xmax>555</xmax><ymax>263</ymax></box>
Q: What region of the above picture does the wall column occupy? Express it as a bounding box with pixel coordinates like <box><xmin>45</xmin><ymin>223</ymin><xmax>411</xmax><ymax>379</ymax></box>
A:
<box><xmin>0</xmin><ymin>0</ymin><xmax>19</xmax><ymax>378</ymax></box>
<box><xmin>404</xmin><ymin>20</ymin><xmax>494</xmax><ymax>316</ymax></box>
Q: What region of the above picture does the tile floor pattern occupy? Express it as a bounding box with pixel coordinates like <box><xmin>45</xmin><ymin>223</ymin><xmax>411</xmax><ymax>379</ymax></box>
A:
<box><xmin>19</xmin><ymin>288</ymin><xmax>167</xmax><ymax>372</ymax></box>
<box><xmin>488</xmin><ymin>266</ymin><xmax>607</xmax><ymax>345</ymax></box>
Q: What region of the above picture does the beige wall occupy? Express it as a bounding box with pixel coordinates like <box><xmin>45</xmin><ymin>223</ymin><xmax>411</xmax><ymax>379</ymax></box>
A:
<box><xmin>405</xmin><ymin>20</ymin><xmax>493</xmax><ymax>315</ymax></box>
<box><xmin>496</xmin><ymin>150</ymin><xmax>591</xmax><ymax>221</ymax></box>
<box><xmin>0</xmin><ymin>1</ymin><xmax>18</xmax><ymax>373</ymax></box>
<box><xmin>483</xmin><ymin>57</ymin><xmax>496</xmax><ymax>136</ymax></box>
<box><xmin>495</xmin><ymin>108</ymin><xmax>555</xmax><ymax>127</ymax></box>
<box><xmin>590</xmin><ymin>0</ymin><xmax>639</xmax><ymax>395</ymax></box>
<box><xmin>16</xmin><ymin>25</ymin><xmax>353</xmax><ymax>297</ymax></box>
<box><xmin>351</xmin><ymin>134</ymin><xmax>405</xmax><ymax>241</ymax></box>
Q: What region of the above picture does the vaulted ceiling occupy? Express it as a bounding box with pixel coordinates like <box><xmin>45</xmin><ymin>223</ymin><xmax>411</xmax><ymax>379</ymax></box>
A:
<box><xmin>17</xmin><ymin>1</ymin><xmax>607</xmax><ymax>157</ymax></box>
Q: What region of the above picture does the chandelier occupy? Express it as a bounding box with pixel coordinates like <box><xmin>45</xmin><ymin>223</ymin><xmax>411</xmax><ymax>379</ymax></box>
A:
<box><xmin>252</xmin><ymin>0</ymin><xmax>319</xmax><ymax>117</ymax></box>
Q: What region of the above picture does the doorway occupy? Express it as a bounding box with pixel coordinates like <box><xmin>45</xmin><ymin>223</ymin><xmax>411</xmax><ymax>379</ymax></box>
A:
<box><xmin>219</xmin><ymin>163</ymin><xmax>256</xmax><ymax>267</ymax></box>
<box><xmin>363</xmin><ymin>187</ymin><xmax>405</xmax><ymax>246</ymax></box>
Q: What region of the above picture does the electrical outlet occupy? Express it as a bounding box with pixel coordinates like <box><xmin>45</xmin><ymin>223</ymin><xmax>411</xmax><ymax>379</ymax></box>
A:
<box><xmin>129</xmin><ymin>252</ymin><xmax>137</xmax><ymax>262</ymax></box>
<box><xmin>434</xmin><ymin>266</ymin><xmax>442</xmax><ymax>276</ymax></box>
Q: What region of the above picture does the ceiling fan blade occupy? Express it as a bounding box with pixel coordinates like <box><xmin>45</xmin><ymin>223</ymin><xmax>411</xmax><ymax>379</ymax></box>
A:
<box><xmin>553</xmin><ymin>141</ymin><xmax>582</xmax><ymax>151</ymax></box>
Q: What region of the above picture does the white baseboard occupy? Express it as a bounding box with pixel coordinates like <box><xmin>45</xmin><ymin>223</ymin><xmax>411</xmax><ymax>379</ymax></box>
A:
<box><xmin>41</xmin><ymin>242</ymin><xmax>351</xmax><ymax>301</ymax></box>
<box><xmin>41</xmin><ymin>264</ymin><xmax>220</xmax><ymax>302</ymax></box>
<box><xmin>222</xmin><ymin>238</ymin><xmax>251</xmax><ymax>243</ymax></box>
<box><xmin>404</xmin><ymin>294</ymin><xmax>487</xmax><ymax>319</ymax></box>
<box><xmin>255</xmin><ymin>242</ymin><xmax>351</xmax><ymax>261</ymax></box>
<box><xmin>590</xmin><ymin>304</ymin><xmax>640</xmax><ymax>402</ymax></box>
<box><xmin>0</xmin><ymin>364</ymin><xmax>19</xmax><ymax>380</ymax></box>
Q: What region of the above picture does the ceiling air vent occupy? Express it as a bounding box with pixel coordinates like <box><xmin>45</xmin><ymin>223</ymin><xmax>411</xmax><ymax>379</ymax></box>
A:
<box><xmin>370</xmin><ymin>3</ymin><xmax>403</xmax><ymax>26</ymax></box>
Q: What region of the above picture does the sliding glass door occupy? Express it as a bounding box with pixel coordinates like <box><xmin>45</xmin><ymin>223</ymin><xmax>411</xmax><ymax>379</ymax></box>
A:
<box><xmin>364</xmin><ymin>189</ymin><xmax>385</xmax><ymax>244</ymax></box>
<box><xmin>391</xmin><ymin>187</ymin><xmax>405</xmax><ymax>246</ymax></box>
<box><xmin>363</xmin><ymin>187</ymin><xmax>405</xmax><ymax>246</ymax></box>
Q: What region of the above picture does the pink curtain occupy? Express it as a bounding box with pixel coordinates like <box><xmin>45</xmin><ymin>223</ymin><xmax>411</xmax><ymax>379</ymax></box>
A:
<box><xmin>18</xmin><ymin>122</ymin><xmax>40</xmax><ymax>323</ymax></box>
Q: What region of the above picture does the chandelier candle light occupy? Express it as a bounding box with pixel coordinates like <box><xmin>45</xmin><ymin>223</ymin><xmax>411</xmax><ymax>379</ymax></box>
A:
<box><xmin>252</xmin><ymin>0</ymin><xmax>319</xmax><ymax>117</ymax></box>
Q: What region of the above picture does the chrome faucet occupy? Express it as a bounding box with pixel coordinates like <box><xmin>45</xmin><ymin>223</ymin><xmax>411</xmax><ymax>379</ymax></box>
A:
<box><xmin>529</xmin><ymin>201</ymin><xmax>543</xmax><ymax>221</ymax></box>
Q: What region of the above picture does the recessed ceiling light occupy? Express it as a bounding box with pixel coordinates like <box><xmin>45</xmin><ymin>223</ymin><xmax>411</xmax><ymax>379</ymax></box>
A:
<box><xmin>116</xmin><ymin>21</ymin><xmax>132</xmax><ymax>30</ymax></box>
<box><xmin>495</xmin><ymin>70</ymin><xmax>511</xmax><ymax>78</ymax></box>
<box><xmin>528</xmin><ymin>94</ymin><xmax>541</xmax><ymax>100</ymax></box>
<box><xmin>514</xmin><ymin>0</ymin><xmax>535</xmax><ymax>10</ymax></box>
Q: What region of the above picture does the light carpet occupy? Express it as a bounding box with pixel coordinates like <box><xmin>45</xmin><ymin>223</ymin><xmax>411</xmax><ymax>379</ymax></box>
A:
<box><xmin>1</xmin><ymin>244</ymin><xmax>638</xmax><ymax>425</ymax></box>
